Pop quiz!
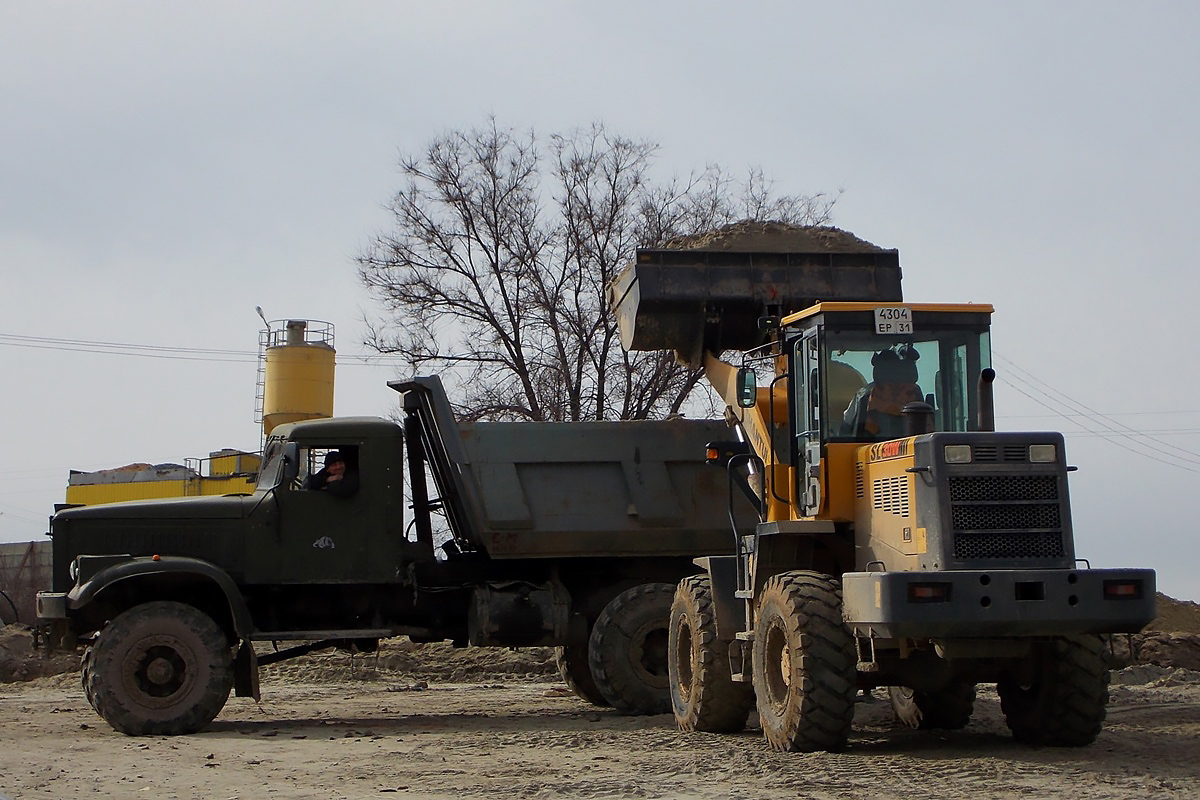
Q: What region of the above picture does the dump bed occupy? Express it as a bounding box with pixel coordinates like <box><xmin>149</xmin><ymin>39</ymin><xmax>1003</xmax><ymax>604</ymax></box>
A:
<box><xmin>393</xmin><ymin>377</ymin><xmax>746</xmax><ymax>560</ymax></box>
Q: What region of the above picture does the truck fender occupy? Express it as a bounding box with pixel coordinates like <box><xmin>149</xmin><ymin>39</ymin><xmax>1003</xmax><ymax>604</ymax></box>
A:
<box><xmin>67</xmin><ymin>555</ymin><xmax>255</xmax><ymax>640</ymax></box>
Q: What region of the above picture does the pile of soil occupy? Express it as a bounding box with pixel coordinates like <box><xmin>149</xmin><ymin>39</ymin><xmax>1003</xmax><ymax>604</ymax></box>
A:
<box><xmin>0</xmin><ymin>625</ymin><xmax>78</xmax><ymax>682</ymax></box>
<box><xmin>0</xmin><ymin>623</ymin><xmax>557</xmax><ymax>686</ymax></box>
<box><xmin>259</xmin><ymin>639</ymin><xmax>557</xmax><ymax>685</ymax></box>
<box><xmin>1145</xmin><ymin>593</ymin><xmax>1200</xmax><ymax>633</ymax></box>
<box><xmin>661</xmin><ymin>221</ymin><xmax>893</xmax><ymax>253</ymax></box>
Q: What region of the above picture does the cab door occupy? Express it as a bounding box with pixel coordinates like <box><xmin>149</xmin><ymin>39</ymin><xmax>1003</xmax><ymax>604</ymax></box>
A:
<box><xmin>247</xmin><ymin>439</ymin><xmax>402</xmax><ymax>585</ymax></box>
<box><xmin>794</xmin><ymin>330</ymin><xmax>824</xmax><ymax>517</ymax></box>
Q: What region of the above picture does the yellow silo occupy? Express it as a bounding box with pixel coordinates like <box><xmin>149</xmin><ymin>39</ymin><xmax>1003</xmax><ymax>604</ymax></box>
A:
<box><xmin>260</xmin><ymin>319</ymin><xmax>335</xmax><ymax>436</ymax></box>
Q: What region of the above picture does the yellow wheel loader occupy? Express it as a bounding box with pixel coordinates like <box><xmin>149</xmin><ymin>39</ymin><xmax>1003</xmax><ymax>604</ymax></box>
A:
<box><xmin>610</xmin><ymin>228</ymin><xmax>1155</xmax><ymax>752</ymax></box>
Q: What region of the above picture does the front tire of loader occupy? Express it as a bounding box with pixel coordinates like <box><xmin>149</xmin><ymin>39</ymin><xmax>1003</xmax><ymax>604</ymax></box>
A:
<box><xmin>997</xmin><ymin>634</ymin><xmax>1110</xmax><ymax>747</ymax></box>
<box><xmin>889</xmin><ymin>680</ymin><xmax>976</xmax><ymax>730</ymax></box>
<box><xmin>88</xmin><ymin>601</ymin><xmax>233</xmax><ymax>736</ymax></box>
<box><xmin>752</xmin><ymin>571</ymin><xmax>856</xmax><ymax>753</ymax></box>
<box><xmin>669</xmin><ymin>575</ymin><xmax>753</xmax><ymax>733</ymax></box>
<box><xmin>588</xmin><ymin>583</ymin><xmax>675</xmax><ymax>715</ymax></box>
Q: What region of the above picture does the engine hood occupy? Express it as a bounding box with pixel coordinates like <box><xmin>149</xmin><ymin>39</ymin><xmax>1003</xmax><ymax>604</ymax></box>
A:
<box><xmin>55</xmin><ymin>492</ymin><xmax>260</xmax><ymax>522</ymax></box>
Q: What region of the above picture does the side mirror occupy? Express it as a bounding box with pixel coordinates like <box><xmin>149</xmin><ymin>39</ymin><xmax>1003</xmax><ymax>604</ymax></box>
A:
<box><xmin>282</xmin><ymin>441</ymin><xmax>300</xmax><ymax>486</ymax></box>
<box><xmin>736</xmin><ymin>367</ymin><xmax>757</xmax><ymax>408</ymax></box>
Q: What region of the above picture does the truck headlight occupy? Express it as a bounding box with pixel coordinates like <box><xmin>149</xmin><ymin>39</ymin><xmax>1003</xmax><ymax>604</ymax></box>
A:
<box><xmin>944</xmin><ymin>444</ymin><xmax>972</xmax><ymax>464</ymax></box>
<box><xmin>69</xmin><ymin>558</ymin><xmax>79</xmax><ymax>582</ymax></box>
<box><xmin>1029</xmin><ymin>444</ymin><xmax>1057</xmax><ymax>463</ymax></box>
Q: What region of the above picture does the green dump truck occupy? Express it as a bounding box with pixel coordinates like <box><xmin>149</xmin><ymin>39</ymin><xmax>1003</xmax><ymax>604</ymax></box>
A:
<box><xmin>37</xmin><ymin>376</ymin><xmax>749</xmax><ymax>735</ymax></box>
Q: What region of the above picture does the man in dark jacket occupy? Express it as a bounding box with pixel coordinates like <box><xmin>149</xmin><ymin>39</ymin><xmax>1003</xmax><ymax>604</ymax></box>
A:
<box><xmin>304</xmin><ymin>450</ymin><xmax>359</xmax><ymax>497</ymax></box>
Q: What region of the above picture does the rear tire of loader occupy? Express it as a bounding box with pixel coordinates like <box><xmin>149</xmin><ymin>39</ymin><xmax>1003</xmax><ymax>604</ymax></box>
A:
<box><xmin>588</xmin><ymin>583</ymin><xmax>675</xmax><ymax>715</ymax></box>
<box><xmin>555</xmin><ymin>640</ymin><xmax>610</xmax><ymax>707</ymax></box>
<box><xmin>669</xmin><ymin>575</ymin><xmax>753</xmax><ymax>732</ymax></box>
<box><xmin>998</xmin><ymin>634</ymin><xmax>1109</xmax><ymax>747</ymax></box>
<box><xmin>89</xmin><ymin>601</ymin><xmax>233</xmax><ymax>736</ymax></box>
<box><xmin>752</xmin><ymin>571</ymin><xmax>856</xmax><ymax>752</ymax></box>
<box><xmin>889</xmin><ymin>680</ymin><xmax>976</xmax><ymax>730</ymax></box>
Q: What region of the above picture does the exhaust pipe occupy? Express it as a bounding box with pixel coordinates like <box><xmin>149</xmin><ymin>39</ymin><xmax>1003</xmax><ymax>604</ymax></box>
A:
<box><xmin>977</xmin><ymin>368</ymin><xmax>996</xmax><ymax>432</ymax></box>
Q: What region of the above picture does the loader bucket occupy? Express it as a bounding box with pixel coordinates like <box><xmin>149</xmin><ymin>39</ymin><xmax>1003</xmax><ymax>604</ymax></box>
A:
<box><xmin>609</xmin><ymin>248</ymin><xmax>903</xmax><ymax>359</ymax></box>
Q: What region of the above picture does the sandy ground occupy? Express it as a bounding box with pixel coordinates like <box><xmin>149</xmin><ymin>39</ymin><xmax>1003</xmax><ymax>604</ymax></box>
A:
<box><xmin>2</xmin><ymin>650</ymin><xmax>1199</xmax><ymax>800</ymax></box>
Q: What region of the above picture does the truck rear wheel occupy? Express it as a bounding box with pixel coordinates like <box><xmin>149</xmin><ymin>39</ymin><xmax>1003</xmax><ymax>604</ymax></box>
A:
<box><xmin>588</xmin><ymin>583</ymin><xmax>674</xmax><ymax>715</ymax></box>
<box><xmin>998</xmin><ymin>634</ymin><xmax>1109</xmax><ymax>747</ymax></box>
<box><xmin>554</xmin><ymin>640</ymin><xmax>610</xmax><ymax>707</ymax></box>
<box><xmin>752</xmin><ymin>571</ymin><xmax>856</xmax><ymax>752</ymax></box>
<box><xmin>88</xmin><ymin>601</ymin><xmax>234</xmax><ymax>736</ymax></box>
<box><xmin>889</xmin><ymin>680</ymin><xmax>976</xmax><ymax>730</ymax></box>
<box><xmin>669</xmin><ymin>575</ymin><xmax>753</xmax><ymax>732</ymax></box>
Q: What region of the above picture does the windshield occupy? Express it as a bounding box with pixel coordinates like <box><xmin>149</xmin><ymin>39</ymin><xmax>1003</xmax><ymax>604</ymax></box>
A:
<box><xmin>822</xmin><ymin>326</ymin><xmax>991</xmax><ymax>441</ymax></box>
<box><xmin>255</xmin><ymin>440</ymin><xmax>286</xmax><ymax>491</ymax></box>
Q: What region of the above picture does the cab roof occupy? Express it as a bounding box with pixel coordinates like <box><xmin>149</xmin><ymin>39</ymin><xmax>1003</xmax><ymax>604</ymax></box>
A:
<box><xmin>782</xmin><ymin>301</ymin><xmax>995</xmax><ymax>326</ymax></box>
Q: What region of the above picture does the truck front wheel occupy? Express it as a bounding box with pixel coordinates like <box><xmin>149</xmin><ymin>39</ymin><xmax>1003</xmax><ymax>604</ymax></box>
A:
<box><xmin>752</xmin><ymin>571</ymin><xmax>856</xmax><ymax>752</ymax></box>
<box><xmin>998</xmin><ymin>634</ymin><xmax>1109</xmax><ymax>747</ymax></box>
<box><xmin>588</xmin><ymin>583</ymin><xmax>674</xmax><ymax>715</ymax></box>
<box><xmin>669</xmin><ymin>575</ymin><xmax>753</xmax><ymax>732</ymax></box>
<box><xmin>88</xmin><ymin>601</ymin><xmax>234</xmax><ymax>736</ymax></box>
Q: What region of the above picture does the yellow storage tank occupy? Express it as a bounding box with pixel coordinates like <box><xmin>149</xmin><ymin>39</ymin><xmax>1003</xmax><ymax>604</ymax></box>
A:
<box><xmin>260</xmin><ymin>319</ymin><xmax>335</xmax><ymax>436</ymax></box>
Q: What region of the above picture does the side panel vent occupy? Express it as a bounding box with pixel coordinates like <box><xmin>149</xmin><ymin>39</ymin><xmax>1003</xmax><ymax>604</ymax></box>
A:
<box><xmin>872</xmin><ymin>475</ymin><xmax>910</xmax><ymax>517</ymax></box>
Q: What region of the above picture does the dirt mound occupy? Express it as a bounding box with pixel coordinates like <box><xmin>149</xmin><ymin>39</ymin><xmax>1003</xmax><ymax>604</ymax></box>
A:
<box><xmin>0</xmin><ymin>624</ymin><xmax>79</xmax><ymax>682</ymax></box>
<box><xmin>661</xmin><ymin>221</ymin><xmax>893</xmax><ymax>253</ymax></box>
<box><xmin>1146</xmin><ymin>593</ymin><xmax>1200</xmax><ymax>633</ymax></box>
<box><xmin>260</xmin><ymin>639</ymin><xmax>557</xmax><ymax>685</ymax></box>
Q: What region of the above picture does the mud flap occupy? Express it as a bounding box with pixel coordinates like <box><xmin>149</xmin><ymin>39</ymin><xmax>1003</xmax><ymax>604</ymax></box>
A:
<box><xmin>234</xmin><ymin>640</ymin><xmax>260</xmax><ymax>701</ymax></box>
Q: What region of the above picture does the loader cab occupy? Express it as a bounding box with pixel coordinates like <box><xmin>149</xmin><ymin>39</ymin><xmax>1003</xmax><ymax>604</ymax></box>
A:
<box><xmin>782</xmin><ymin>302</ymin><xmax>993</xmax><ymax>517</ymax></box>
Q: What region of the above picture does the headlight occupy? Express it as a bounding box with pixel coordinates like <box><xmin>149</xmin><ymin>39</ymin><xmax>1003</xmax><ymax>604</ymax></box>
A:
<box><xmin>69</xmin><ymin>558</ymin><xmax>79</xmax><ymax>581</ymax></box>
<box><xmin>944</xmin><ymin>444</ymin><xmax>972</xmax><ymax>464</ymax></box>
<box><xmin>1029</xmin><ymin>444</ymin><xmax>1057</xmax><ymax>463</ymax></box>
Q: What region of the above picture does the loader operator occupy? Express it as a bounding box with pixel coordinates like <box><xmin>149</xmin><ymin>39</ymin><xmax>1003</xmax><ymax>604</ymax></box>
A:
<box><xmin>840</xmin><ymin>347</ymin><xmax>923</xmax><ymax>440</ymax></box>
<box><xmin>304</xmin><ymin>450</ymin><xmax>359</xmax><ymax>498</ymax></box>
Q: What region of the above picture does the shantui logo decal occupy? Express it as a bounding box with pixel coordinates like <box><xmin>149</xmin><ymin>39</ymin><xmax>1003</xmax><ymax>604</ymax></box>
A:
<box><xmin>868</xmin><ymin>439</ymin><xmax>912</xmax><ymax>461</ymax></box>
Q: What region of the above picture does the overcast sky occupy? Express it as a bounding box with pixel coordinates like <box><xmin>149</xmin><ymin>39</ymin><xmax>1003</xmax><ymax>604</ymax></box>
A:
<box><xmin>3</xmin><ymin>2</ymin><xmax>1198</xmax><ymax>601</ymax></box>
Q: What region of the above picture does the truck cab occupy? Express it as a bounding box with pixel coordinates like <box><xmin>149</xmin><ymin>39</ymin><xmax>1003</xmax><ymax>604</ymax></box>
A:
<box><xmin>248</xmin><ymin>417</ymin><xmax>411</xmax><ymax>586</ymax></box>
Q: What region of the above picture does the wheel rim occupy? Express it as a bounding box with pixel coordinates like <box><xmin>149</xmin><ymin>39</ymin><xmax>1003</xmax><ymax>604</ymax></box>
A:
<box><xmin>121</xmin><ymin>634</ymin><xmax>198</xmax><ymax>707</ymax></box>
<box><xmin>763</xmin><ymin>617</ymin><xmax>792</xmax><ymax>713</ymax></box>
<box><xmin>673</xmin><ymin>616</ymin><xmax>695</xmax><ymax>703</ymax></box>
<box><xmin>631</xmin><ymin>622</ymin><xmax>670</xmax><ymax>687</ymax></box>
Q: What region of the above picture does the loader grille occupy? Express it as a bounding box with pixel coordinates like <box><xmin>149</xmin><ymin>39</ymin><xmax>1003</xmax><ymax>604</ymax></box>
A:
<box><xmin>953</xmin><ymin>531</ymin><xmax>1065</xmax><ymax>560</ymax></box>
<box><xmin>947</xmin><ymin>474</ymin><xmax>1066</xmax><ymax>560</ymax></box>
<box><xmin>951</xmin><ymin>502</ymin><xmax>1061</xmax><ymax>530</ymax></box>
<box><xmin>970</xmin><ymin>445</ymin><xmax>1031</xmax><ymax>463</ymax></box>
<box><xmin>949</xmin><ymin>475</ymin><xmax>1058</xmax><ymax>502</ymax></box>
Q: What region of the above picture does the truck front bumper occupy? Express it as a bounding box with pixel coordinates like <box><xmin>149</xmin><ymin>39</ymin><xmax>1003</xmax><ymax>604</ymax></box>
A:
<box><xmin>34</xmin><ymin>592</ymin><xmax>73</xmax><ymax>650</ymax></box>
<box><xmin>841</xmin><ymin>568</ymin><xmax>1156</xmax><ymax>639</ymax></box>
<box><xmin>35</xmin><ymin>591</ymin><xmax>68</xmax><ymax>621</ymax></box>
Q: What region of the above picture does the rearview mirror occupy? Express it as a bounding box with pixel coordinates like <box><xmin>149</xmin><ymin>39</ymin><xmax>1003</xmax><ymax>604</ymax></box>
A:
<box><xmin>736</xmin><ymin>367</ymin><xmax>757</xmax><ymax>408</ymax></box>
<box><xmin>282</xmin><ymin>441</ymin><xmax>300</xmax><ymax>486</ymax></box>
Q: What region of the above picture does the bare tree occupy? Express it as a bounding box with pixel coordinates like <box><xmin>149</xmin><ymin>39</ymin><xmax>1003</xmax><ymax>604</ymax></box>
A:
<box><xmin>358</xmin><ymin>119</ymin><xmax>836</xmax><ymax>422</ymax></box>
